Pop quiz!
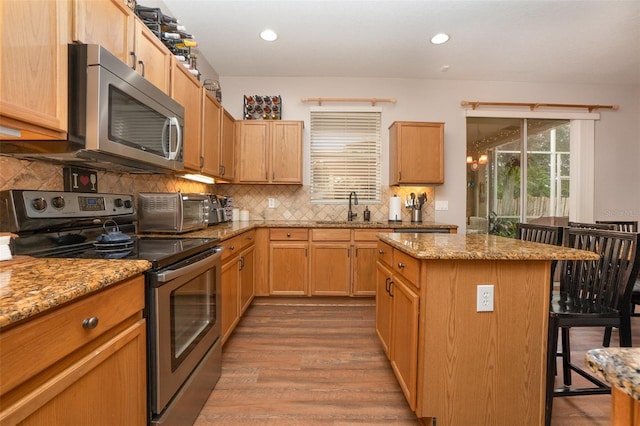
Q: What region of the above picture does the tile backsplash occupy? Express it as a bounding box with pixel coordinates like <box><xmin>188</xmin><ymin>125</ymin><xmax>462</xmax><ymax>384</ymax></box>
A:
<box><xmin>1</xmin><ymin>156</ymin><xmax>435</xmax><ymax>223</ymax></box>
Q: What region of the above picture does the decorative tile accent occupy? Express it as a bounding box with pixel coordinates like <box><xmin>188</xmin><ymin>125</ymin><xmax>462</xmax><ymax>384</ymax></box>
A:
<box><xmin>215</xmin><ymin>184</ymin><xmax>435</xmax><ymax>223</ymax></box>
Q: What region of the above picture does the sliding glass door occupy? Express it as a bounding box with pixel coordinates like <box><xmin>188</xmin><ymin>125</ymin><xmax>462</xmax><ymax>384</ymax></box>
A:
<box><xmin>466</xmin><ymin>118</ymin><xmax>570</xmax><ymax>236</ymax></box>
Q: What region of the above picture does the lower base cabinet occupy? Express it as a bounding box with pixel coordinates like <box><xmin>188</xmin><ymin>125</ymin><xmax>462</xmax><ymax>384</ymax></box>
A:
<box><xmin>220</xmin><ymin>230</ymin><xmax>255</xmax><ymax>345</ymax></box>
<box><xmin>376</xmin><ymin>255</ymin><xmax>419</xmax><ymax>410</ymax></box>
<box><xmin>0</xmin><ymin>276</ymin><xmax>147</xmax><ymax>425</ymax></box>
<box><xmin>269</xmin><ymin>228</ymin><xmax>309</xmax><ymax>295</ymax></box>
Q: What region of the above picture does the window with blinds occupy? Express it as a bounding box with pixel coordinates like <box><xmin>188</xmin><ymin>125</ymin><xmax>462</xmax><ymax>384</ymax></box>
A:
<box><xmin>310</xmin><ymin>110</ymin><xmax>381</xmax><ymax>204</ymax></box>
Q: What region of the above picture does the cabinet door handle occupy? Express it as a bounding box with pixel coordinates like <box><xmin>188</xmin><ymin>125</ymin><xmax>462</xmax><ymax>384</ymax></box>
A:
<box><xmin>82</xmin><ymin>316</ymin><xmax>99</xmax><ymax>330</ymax></box>
<box><xmin>397</xmin><ymin>262</ymin><xmax>405</xmax><ymax>269</ymax></box>
<box><xmin>138</xmin><ymin>60</ymin><xmax>145</xmax><ymax>77</ymax></box>
<box><xmin>130</xmin><ymin>51</ymin><xmax>137</xmax><ymax>70</ymax></box>
<box><xmin>239</xmin><ymin>256</ymin><xmax>245</xmax><ymax>270</ymax></box>
<box><xmin>385</xmin><ymin>276</ymin><xmax>391</xmax><ymax>293</ymax></box>
<box><xmin>378</xmin><ymin>249</ymin><xmax>385</xmax><ymax>255</ymax></box>
<box><xmin>389</xmin><ymin>280</ymin><xmax>395</xmax><ymax>297</ymax></box>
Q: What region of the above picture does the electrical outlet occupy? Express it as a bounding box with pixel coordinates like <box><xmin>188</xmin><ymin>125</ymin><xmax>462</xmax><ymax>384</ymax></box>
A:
<box><xmin>477</xmin><ymin>284</ymin><xmax>494</xmax><ymax>312</ymax></box>
<box><xmin>268</xmin><ymin>198</ymin><xmax>276</xmax><ymax>208</ymax></box>
<box><xmin>435</xmin><ymin>200</ymin><xmax>449</xmax><ymax>211</ymax></box>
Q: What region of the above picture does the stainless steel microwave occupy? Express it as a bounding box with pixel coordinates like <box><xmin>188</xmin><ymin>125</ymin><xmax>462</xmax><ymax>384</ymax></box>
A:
<box><xmin>0</xmin><ymin>44</ymin><xmax>184</xmax><ymax>173</ymax></box>
<box><xmin>137</xmin><ymin>193</ymin><xmax>210</xmax><ymax>233</ymax></box>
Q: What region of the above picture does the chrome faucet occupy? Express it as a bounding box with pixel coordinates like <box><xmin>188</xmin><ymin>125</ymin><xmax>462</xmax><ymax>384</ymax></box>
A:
<box><xmin>348</xmin><ymin>191</ymin><xmax>359</xmax><ymax>221</ymax></box>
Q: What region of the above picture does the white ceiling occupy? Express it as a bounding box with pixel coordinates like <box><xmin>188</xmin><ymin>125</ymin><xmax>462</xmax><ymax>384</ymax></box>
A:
<box><xmin>158</xmin><ymin>0</ymin><xmax>640</xmax><ymax>86</ymax></box>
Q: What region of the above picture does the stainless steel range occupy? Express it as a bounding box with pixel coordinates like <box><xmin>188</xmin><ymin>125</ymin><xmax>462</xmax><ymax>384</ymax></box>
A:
<box><xmin>0</xmin><ymin>190</ymin><xmax>223</xmax><ymax>426</ymax></box>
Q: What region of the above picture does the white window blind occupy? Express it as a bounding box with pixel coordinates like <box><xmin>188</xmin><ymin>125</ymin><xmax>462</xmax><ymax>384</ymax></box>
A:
<box><xmin>310</xmin><ymin>110</ymin><xmax>381</xmax><ymax>204</ymax></box>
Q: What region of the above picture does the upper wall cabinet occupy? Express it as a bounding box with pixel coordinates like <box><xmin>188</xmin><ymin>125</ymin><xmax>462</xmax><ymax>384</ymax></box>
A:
<box><xmin>74</xmin><ymin>0</ymin><xmax>171</xmax><ymax>94</ymax></box>
<box><xmin>72</xmin><ymin>0</ymin><xmax>134</xmax><ymax>67</ymax></box>
<box><xmin>0</xmin><ymin>0</ymin><xmax>69</xmax><ymax>140</ymax></box>
<box><xmin>132</xmin><ymin>19</ymin><xmax>171</xmax><ymax>94</ymax></box>
<box><xmin>171</xmin><ymin>57</ymin><xmax>203</xmax><ymax>172</ymax></box>
<box><xmin>236</xmin><ymin>121</ymin><xmax>303</xmax><ymax>184</ymax></box>
<box><xmin>217</xmin><ymin>109</ymin><xmax>236</xmax><ymax>181</ymax></box>
<box><xmin>389</xmin><ymin>121</ymin><xmax>445</xmax><ymax>185</ymax></box>
<box><xmin>201</xmin><ymin>90</ymin><xmax>223</xmax><ymax>177</ymax></box>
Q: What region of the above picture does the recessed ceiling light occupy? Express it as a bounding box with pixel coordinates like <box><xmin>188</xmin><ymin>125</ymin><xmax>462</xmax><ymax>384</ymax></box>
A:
<box><xmin>260</xmin><ymin>29</ymin><xmax>278</xmax><ymax>42</ymax></box>
<box><xmin>431</xmin><ymin>33</ymin><xmax>450</xmax><ymax>45</ymax></box>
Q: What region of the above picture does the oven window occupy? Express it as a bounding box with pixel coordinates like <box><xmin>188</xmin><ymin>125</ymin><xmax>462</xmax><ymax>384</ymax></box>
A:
<box><xmin>182</xmin><ymin>200</ymin><xmax>206</xmax><ymax>227</ymax></box>
<box><xmin>170</xmin><ymin>267</ymin><xmax>215</xmax><ymax>369</ymax></box>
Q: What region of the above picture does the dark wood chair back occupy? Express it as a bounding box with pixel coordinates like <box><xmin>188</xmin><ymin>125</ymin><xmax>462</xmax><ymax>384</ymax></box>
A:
<box><xmin>558</xmin><ymin>228</ymin><xmax>640</xmax><ymax>316</ymax></box>
<box><xmin>568</xmin><ymin>221</ymin><xmax>617</xmax><ymax>230</ymax></box>
<box><xmin>516</xmin><ymin>223</ymin><xmax>563</xmax><ymax>245</ymax></box>
<box><xmin>596</xmin><ymin>220</ymin><xmax>639</xmax><ymax>232</ymax></box>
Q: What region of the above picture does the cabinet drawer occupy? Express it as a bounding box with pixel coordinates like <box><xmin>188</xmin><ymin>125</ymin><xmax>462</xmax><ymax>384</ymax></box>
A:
<box><xmin>0</xmin><ymin>275</ymin><xmax>144</xmax><ymax>395</ymax></box>
<box><xmin>353</xmin><ymin>229</ymin><xmax>392</xmax><ymax>242</ymax></box>
<box><xmin>312</xmin><ymin>228</ymin><xmax>351</xmax><ymax>241</ymax></box>
<box><xmin>270</xmin><ymin>228</ymin><xmax>309</xmax><ymax>241</ymax></box>
<box><xmin>220</xmin><ymin>230</ymin><xmax>255</xmax><ymax>261</ymax></box>
<box><xmin>393</xmin><ymin>249</ymin><xmax>420</xmax><ymax>286</ymax></box>
<box><xmin>377</xmin><ymin>241</ymin><xmax>394</xmax><ymax>266</ymax></box>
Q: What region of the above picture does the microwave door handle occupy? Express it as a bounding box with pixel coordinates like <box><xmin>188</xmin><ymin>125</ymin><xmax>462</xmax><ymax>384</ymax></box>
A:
<box><xmin>168</xmin><ymin>116</ymin><xmax>181</xmax><ymax>161</ymax></box>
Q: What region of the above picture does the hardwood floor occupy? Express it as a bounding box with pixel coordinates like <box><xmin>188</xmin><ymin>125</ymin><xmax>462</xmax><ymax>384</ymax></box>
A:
<box><xmin>195</xmin><ymin>297</ymin><xmax>640</xmax><ymax>425</ymax></box>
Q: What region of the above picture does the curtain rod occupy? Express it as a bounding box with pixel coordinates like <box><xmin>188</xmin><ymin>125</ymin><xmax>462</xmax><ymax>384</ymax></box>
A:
<box><xmin>460</xmin><ymin>100</ymin><xmax>618</xmax><ymax>113</ymax></box>
<box><xmin>301</xmin><ymin>97</ymin><xmax>397</xmax><ymax>106</ymax></box>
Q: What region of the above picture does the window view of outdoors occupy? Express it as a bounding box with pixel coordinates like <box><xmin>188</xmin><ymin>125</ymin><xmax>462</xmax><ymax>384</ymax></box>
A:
<box><xmin>466</xmin><ymin>118</ymin><xmax>570</xmax><ymax>237</ymax></box>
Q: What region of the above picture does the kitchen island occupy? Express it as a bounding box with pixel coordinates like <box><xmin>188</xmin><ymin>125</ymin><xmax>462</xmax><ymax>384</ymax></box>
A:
<box><xmin>376</xmin><ymin>232</ymin><xmax>600</xmax><ymax>426</ymax></box>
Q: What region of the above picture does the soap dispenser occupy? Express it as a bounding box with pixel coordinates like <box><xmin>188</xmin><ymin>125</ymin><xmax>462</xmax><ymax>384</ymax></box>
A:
<box><xmin>364</xmin><ymin>206</ymin><xmax>371</xmax><ymax>222</ymax></box>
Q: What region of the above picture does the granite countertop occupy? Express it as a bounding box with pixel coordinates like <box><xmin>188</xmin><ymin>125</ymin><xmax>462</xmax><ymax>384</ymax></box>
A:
<box><xmin>379</xmin><ymin>233</ymin><xmax>602</xmax><ymax>261</ymax></box>
<box><xmin>144</xmin><ymin>220</ymin><xmax>458</xmax><ymax>241</ymax></box>
<box><xmin>0</xmin><ymin>258</ymin><xmax>151</xmax><ymax>329</ymax></box>
<box><xmin>586</xmin><ymin>348</ymin><xmax>640</xmax><ymax>400</ymax></box>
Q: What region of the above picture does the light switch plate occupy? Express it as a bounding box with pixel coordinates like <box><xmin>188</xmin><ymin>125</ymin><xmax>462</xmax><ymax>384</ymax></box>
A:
<box><xmin>268</xmin><ymin>198</ymin><xmax>276</xmax><ymax>208</ymax></box>
<box><xmin>435</xmin><ymin>200</ymin><xmax>449</xmax><ymax>211</ymax></box>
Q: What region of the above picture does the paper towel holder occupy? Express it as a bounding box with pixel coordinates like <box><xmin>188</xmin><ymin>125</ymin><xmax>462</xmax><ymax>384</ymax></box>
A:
<box><xmin>388</xmin><ymin>195</ymin><xmax>403</xmax><ymax>223</ymax></box>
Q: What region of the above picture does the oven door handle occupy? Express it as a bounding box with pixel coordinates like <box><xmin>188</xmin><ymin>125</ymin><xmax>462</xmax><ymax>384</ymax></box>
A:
<box><xmin>156</xmin><ymin>246</ymin><xmax>223</xmax><ymax>283</ymax></box>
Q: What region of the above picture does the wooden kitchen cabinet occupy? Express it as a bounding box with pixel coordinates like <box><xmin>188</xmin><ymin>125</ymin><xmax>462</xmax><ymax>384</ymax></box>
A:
<box><xmin>310</xmin><ymin>229</ymin><xmax>351</xmax><ymax>296</ymax></box>
<box><xmin>74</xmin><ymin>0</ymin><xmax>172</xmax><ymax>93</ymax></box>
<box><xmin>353</xmin><ymin>229</ymin><xmax>391</xmax><ymax>296</ymax></box>
<box><xmin>218</xmin><ymin>109</ymin><xmax>236</xmax><ymax>181</ymax></box>
<box><xmin>269</xmin><ymin>228</ymin><xmax>309</xmax><ymax>295</ymax></box>
<box><xmin>0</xmin><ymin>275</ymin><xmax>146</xmax><ymax>425</ymax></box>
<box><xmin>236</xmin><ymin>121</ymin><xmax>303</xmax><ymax>184</ymax></box>
<box><xmin>389</xmin><ymin>121</ymin><xmax>445</xmax><ymax>185</ymax></box>
<box><xmin>132</xmin><ymin>18</ymin><xmax>171</xmax><ymax>93</ymax></box>
<box><xmin>171</xmin><ymin>57</ymin><xmax>203</xmax><ymax>172</ymax></box>
<box><xmin>239</xmin><ymin>244</ymin><xmax>255</xmax><ymax>315</ymax></box>
<box><xmin>201</xmin><ymin>90</ymin><xmax>223</xmax><ymax>177</ymax></box>
<box><xmin>0</xmin><ymin>0</ymin><xmax>69</xmax><ymax>140</ymax></box>
<box><xmin>220</xmin><ymin>230</ymin><xmax>255</xmax><ymax>344</ymax></box>
<box><xmin>72</xmin><ymin>0</ymin><xmax>134</xmax><ymax>68</ymax></box>
<box><xmin>376</xmin><ymin>242</ymin><xmax>419</xmax><ymax>410</ymax></box>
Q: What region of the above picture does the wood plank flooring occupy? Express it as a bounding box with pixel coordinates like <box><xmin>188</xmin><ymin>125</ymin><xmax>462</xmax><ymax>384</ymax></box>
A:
<box><xmin>194</xmin><ymin>297</ymin><xmax>640</xmax><ymax>425</ymax></box>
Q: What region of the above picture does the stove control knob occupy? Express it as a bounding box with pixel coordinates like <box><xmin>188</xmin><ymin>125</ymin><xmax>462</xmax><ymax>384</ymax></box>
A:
<box><xmin>51</xmin><ymin>196</ymin><xmax>65</xmax><ymax>209</ymax></box>
<box><xmin>114</xmin><ymin>198</ymin><xmax>124</xmax><ymax>208</ymax></box>
<box><xmin>31</xmin><ymin>197</ymin><xmax>47</xmax><ymax>212</ymax></box>
<box><xmin>124</xmin><ymin>199</ymin><xmax>132</xmax><ymax>209</ymax></box>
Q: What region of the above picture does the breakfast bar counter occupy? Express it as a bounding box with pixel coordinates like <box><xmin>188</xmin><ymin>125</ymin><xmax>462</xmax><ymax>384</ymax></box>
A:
<box><xmin>375</xmin><ymin>232</ymin><xmax>599</xmax><ymax>426</ymax></box>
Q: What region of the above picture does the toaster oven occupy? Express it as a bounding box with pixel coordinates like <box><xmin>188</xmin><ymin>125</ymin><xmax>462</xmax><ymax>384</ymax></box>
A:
<box><xmin>138</xmin><ymin>193</ymin><xmax>210</xmax><ymax>233</ymax></box>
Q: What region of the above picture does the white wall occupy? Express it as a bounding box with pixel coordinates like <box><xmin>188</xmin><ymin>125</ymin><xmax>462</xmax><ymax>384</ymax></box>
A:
<box><xmin>219</xmin><ymin>76</ymin><xmax>639</xmax><ymax>232</ymax></box>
